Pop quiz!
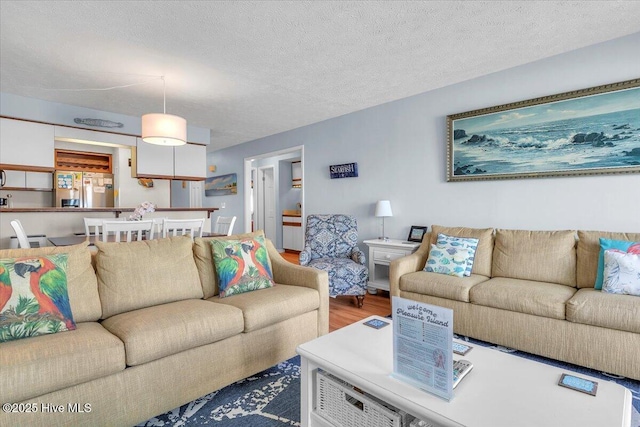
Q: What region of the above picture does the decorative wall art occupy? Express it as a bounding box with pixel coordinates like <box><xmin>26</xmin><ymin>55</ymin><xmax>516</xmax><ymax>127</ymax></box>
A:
<box><xmin>329</xmin><ymin>162</ymin><xmax>358</xmax><ymax>179</ymax></box>
<box><xmin>447</xmin><ymin>79</ymin><xmax>640</xmax><ymax>181</ymax></box>
<box><xmin>205</xmin><ymin>173</ymin><xmax>237</xmax><ymax>196</ymax></box>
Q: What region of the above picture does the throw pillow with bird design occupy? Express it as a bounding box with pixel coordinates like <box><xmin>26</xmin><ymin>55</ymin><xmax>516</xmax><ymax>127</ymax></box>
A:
<box><xmin>0</xmin><ymin>254</ymin><xmax>76</xmax><ymax>343</ymax></box>
<box><xmin>210</xmin><ymin>234</ymin><xmax>274</xmax><ymax>298</ymax></box>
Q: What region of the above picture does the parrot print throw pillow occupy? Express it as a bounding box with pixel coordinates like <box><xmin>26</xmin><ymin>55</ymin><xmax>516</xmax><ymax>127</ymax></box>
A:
<box><xmin>210</xmin><ymin>234</ymin><xmax>274</xmax><ymax>298</ymax></box>
<box><xmin>0</xmin><ymin>254</ymin><xmax>76</xmax><ymax>343</ymax></box>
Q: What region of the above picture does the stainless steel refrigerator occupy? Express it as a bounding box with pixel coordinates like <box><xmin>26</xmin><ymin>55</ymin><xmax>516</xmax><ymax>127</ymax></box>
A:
<box><xmin>54</xmin><ymin>171</ymin><xmax>115</xmax><ymax>208</ymax></box>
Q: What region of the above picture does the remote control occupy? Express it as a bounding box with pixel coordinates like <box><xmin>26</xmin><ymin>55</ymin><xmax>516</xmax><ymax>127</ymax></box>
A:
<box><xmin>453</xmin><ymin>359</ymin><xmax>473</xmax><ymax>388</ymax></box>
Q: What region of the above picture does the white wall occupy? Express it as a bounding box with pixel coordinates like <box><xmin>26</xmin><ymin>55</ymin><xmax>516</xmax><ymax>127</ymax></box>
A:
<box><xmin>207</xmin><ymin>32</ymin><xmax>640</xmax><ymax>242</ymax></box>
<box><xmin>116</xmin><ymin>148</ymin><xmax>170</xmax><ymax>208</ymax></box>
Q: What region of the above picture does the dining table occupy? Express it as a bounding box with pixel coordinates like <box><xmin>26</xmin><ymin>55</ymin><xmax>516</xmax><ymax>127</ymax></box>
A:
<box><xmin>48</xmin><ymin>232</ymin><xmax>224</xmax><ymax>246</ymax></box>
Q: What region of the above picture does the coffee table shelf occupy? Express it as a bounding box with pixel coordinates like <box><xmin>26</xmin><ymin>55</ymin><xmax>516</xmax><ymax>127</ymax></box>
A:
<box><xmin>297</xmin><ymin>315</ymin><xmax>632</xmax><ymax>427</ymax></box>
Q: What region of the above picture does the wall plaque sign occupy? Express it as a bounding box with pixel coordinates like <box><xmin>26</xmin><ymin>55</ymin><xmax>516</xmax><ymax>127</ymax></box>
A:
<box><xmin>329</xmin><ymin>162</ymin><xmax>358</xmax><ymax>179</ymax></box>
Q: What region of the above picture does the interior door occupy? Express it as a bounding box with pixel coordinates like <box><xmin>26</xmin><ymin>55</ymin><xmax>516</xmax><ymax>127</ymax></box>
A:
<box><xmin>256</xmin><ymin>166</ymin><xmax>276</xmax><ymax>240</ymax></box>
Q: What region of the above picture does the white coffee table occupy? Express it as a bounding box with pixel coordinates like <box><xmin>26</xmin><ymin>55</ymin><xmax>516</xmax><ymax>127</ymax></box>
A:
<box><xmin>297</xmin><ymin>315</ymin><xmax>632</xmax><ymax>427</ymax></box>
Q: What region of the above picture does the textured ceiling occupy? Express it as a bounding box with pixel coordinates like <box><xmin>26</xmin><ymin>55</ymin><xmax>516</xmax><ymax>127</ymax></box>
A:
<box><xmin>1</xmin><ymin>1</ymin><xmax>639</xmax><ymax>150</ymax></box>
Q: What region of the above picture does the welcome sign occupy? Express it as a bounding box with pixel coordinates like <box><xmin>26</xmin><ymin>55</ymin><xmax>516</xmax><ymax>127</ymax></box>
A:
<box><xmin>329</xmin><ymin>162</ymin><xmax>358</xmax><ymax>179</ymax></box>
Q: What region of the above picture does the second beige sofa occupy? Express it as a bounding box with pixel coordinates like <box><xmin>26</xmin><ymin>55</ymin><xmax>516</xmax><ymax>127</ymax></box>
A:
<box><xmin>390</xmin><ymin>225</ymin><xmax>640</xmax><ymax>381</ymax></box>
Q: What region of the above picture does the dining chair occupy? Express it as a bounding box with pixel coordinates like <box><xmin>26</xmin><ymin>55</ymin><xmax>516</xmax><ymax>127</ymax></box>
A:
<box><xmin>10</xmin><ymin>219</ymin><xmax>31</xmax><ymax>248</ymax></box>
<box><xmin>84</xmin><ymin>217</ymin><xmax>121</xmax><ymax>236</ymax></box>
<box><xmin>102</xmin><ymin>220</ymin><xmax>154</xmax><ymax>242</ymax></box>
<box><xmin>162</xmin><ymin>218</ymin><xmax>206</xmax><ymax>240</ymax></box>
<box><xmin>213</xmin><ymin>216</ymin><xmax>237</xmax><ymax>236</ymax></box>
<box><xmin>151</xmin><ymin>217</ymin><xmax>168</xmax><ymax>239</ymax></box>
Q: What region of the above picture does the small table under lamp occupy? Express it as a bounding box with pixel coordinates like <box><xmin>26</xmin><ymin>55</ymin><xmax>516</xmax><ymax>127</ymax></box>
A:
<box><xmin>375</xmin><ymin>200</ymin><xmax>393</xmax><ymax>241</ymax></box>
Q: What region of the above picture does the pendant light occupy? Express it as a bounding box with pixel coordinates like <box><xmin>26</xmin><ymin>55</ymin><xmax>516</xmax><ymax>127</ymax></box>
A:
<box><xmin>141</xmin><ymin>76</ymin><xmax>187</xmax><ymax>146</ymax></box>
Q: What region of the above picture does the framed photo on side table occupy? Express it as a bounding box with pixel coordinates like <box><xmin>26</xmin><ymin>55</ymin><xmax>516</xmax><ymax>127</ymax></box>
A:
<box><xmin>407</xmin><ymin>226</ymin><xmax>428</xmax><ymax>242</ymax></box>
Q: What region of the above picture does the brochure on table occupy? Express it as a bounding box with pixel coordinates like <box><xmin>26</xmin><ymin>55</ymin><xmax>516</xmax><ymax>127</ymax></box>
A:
<box><xmin>391</xmin><ymin>296</ymin><xmax>454</xmax><ymax>401</ymax></box>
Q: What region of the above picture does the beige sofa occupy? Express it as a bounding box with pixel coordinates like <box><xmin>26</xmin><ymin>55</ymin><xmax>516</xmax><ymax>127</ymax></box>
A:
<box><xmin>390</xmin><ymin>225</ymin><xmax>640</xmax><ymax>381</ymax></box>
<box><xmin>0</xmin><ymin>232</ymin><xmax>328</xmax><ymax>427</ymax></box>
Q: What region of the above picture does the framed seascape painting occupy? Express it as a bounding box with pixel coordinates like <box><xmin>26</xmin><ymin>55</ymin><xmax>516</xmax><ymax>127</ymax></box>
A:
<box><xmin>205</xmin><ymin>173</ymin><xmax>237</xmax><ymax>196</ymax></box>
<box><xmin>447</xmin><ymin>79</ymin><xmax>640</xmax><ymax>181</ymax></box>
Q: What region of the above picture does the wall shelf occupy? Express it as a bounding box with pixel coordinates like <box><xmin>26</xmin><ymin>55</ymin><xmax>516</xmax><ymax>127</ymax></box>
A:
<box><xmin>55</xmin><ymin>149</ymin><xmax>112</xmax><ymax>173</ymax></box>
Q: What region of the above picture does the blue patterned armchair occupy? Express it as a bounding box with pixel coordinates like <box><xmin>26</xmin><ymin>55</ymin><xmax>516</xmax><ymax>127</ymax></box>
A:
<box><xmin>299</xmin><ymin>214</ymin><xmax>368</xmax><ymax>307</ymax></box>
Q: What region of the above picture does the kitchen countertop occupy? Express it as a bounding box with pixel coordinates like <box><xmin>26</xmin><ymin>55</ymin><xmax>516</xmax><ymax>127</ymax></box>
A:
<box><xmin>0</xmin><ymin>207</ymin><xmax>219</xmax><ymax>217</ymax></box>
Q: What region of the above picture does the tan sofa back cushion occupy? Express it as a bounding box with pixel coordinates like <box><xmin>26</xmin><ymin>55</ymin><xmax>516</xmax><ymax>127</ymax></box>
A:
<box><xmin>492</xmin><ymin>229</ymin><xmax>577</xmax><ymax>287</ymax></box>
<box><xmin>430</xmin><ymin>225</ymin><xmax>494</xmax><ymax>277</ymax></box>
<box><xmin>194</xmin><ymin>231</ymin><xmax>273</xmax><ymax>298</ymax></box>
<box><xmin>96</xmin><ymin>236</ymin><xmax>203</xmax><ymax>318</ymax></box>
<box><xmin>576</xmin><ymin>230</ymin><xmax>640</xmax><ymax>288</ymax></box>
<box><xmin>0</xmin><ymin>242</ymin><xmax>101</xmax><ymax>322</ymax></box>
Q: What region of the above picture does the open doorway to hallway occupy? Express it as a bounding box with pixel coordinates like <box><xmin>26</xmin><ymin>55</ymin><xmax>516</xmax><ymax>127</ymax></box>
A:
<box><xmin>243</xmin><ymin>145</ymin><xmax>304</xmax><ymax>251</ymax></box>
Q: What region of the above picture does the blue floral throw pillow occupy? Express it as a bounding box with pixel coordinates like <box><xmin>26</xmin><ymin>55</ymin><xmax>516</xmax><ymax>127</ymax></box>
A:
<box><xmin>435</xmin><ymin>233</ymin><xmax>479</xmax><ymax>277</ymax></box>
<box><xmin>602</xmin><ymin>250</ymin><xmax>640</xmax><ymax>297</ymax></box>
<box><xmin>424</xmin><ymin>244</ymin><xmax>473</xmax><ymax>278</ymax></box>
<box><xmin>0</xmin><ymin>254</ymin><xmax>76</xmax><ymax>343</ymax></box>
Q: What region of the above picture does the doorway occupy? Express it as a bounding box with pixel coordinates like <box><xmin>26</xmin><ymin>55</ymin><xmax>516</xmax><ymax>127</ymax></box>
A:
<box><xmin>243</xmin><ymin>145</ymin><xmax>304</xmax><ymax>249</ymax></box>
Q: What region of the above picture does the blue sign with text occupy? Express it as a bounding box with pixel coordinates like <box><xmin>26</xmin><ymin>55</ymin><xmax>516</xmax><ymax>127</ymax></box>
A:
<box><xmin>329</xmin><ymin>162</ymin><xmax>358</xmax><ymax>179</ymax></box>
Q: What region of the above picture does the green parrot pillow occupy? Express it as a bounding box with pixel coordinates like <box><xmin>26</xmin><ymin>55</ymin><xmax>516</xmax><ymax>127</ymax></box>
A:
<box><xmin>0</xmin><ymin>254</ymin><xmax>76</xmax><ymax>343</ymax></box>
<box><xmin>210</xmin><ymin>234</ymin><xmax>274</xmax><ymax>298</ymax></box>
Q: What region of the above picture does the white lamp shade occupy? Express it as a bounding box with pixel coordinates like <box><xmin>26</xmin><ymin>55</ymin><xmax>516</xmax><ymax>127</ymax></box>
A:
<box><xmin>375</xmin><ymin>200</ymin><xmax>393</xmax><ymax>217</ymax></box>
<box><xmin>141</xmin><ymin>113</ymin><xmax>187</xmax><ymax>146</ymax></box>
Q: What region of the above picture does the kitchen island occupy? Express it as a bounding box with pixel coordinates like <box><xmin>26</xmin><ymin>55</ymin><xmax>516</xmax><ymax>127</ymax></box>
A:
<box><xmin>0</xmin><ymin>207</ymin><xmax>220</xmax><ymax>249</ymax></box>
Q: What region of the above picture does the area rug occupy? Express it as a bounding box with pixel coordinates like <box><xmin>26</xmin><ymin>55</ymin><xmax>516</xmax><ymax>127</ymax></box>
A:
<box><xmin>138</xmin><ymin>357</ymin><xmax>301</xmax><ymax>427</ymax></box>
<box><xmin>139</xmin><ymin>339</ymin><xmax>639</xmax><ymax>427</ymax></box>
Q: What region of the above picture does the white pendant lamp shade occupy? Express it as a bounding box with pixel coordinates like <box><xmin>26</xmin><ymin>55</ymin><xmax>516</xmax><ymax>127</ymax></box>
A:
<box><xmin>141</xmin><ymin>113</ymin><xmax>187</xmax><ymax>146</ymax></box>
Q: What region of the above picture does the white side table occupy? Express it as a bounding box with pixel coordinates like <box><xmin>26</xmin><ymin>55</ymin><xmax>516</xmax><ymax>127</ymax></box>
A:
<box><xmin>363</xmin><ymin>239</ymin><xmax>420</xmax><ymax>293</ymax></box>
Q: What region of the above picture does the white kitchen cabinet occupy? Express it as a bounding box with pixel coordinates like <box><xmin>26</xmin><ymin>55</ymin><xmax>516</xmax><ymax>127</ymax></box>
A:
<box><xmin>132</xmin><ymin>137</ymin><xmax>174</xmax><ymax>178</ymax></box>
<box><xmin>0</xmin><ymin>118</ymin><xmax>55</xmax><ymax>169</ymax></box>
<box><xmin>54</xmin><ymin>126</ymin><xmax>136</xmax><ymax>147</ymax></box>
<box><xmin>3</xmin><ymin>170</ymin><xmax>26</xmax><ymax>188</ymax></box>
<box><xmin>283</xmin><ymin>215</ymin><xmax>303</xmax><ymax>251</ymax></box>
<box><xmin>174</xmin><ymin>143</ymin><xmax>206</xmax><ymax>179</ymax></box>
<box><xmin>25</xmin><ymin>172</ymin><xmax>53</xmax><ymax>190</ymax></box>
<box><xmin>0</xmin><ymin>171</ymin><xmax>52</xmax><ymax>191</ymax></box>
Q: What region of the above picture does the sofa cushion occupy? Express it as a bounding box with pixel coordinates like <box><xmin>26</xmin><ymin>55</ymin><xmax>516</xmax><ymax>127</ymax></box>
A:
<box><xmin>602</xmin><ymin>250</ymin><xmax>640</xmax><ymax>296</ymax></box>
<box><xmin>211</xmin><ymin>284</ymin><xmax>320</xmax><ymax>332</ymax></box>
<box><xmin>399</xmin><ymin>271</ymin><xmax>489</xmax><ymax>303</ymax></box>
<box><xmin>1</xmin><ymin>254</ymin><xmax>77</xmax><ymax>343</ymax></box>
<box><xmin>470</xmin><ymin>277</ymin><xmax>577</xmax><ymax>320</ymax></box>
<box><xmin>194</xmin><ymin>231</ymin><xmax>272</xmax><ymax>299</ymax></box>
<box><xmin>430</xmin><ymin>225</ymin><xmax>494</xmax><ymax>277</ymax></box>
<box><xmin>492</xmin><ymin>229</ymin><xmax>577</xmax><ymax>287</ymax></box>
<box><xmin>0</xmin><ymin>242</ymin><xmax>101</xmax><ymax>322</ymax></box>
<box><xmin>0</xmin><ymin>321</ymin><xmax>125</xmax><ymax>404</ymax></box>
<box><xmin>576</xmin><ymin>230</ymin><xmax>640</xmax><ymax>288</ymax></box>
<box><xmin>566</xmin><ymin>288</ymin><xmax>640</xmax><ymax>334</ymax></box>
<box><xmin>101</xmin><ymin>299</ymin><xmax>244</xmax><ymax>366</ymax></box>
<box><xmin>96</xmin><ymin>236</ymin><xmax>203</xmax><ymax>318</ymax></box>
<box><xmin>210</xmin><ymin>233</ymin><xmax>274</xmax><ymax>298</ymax></box>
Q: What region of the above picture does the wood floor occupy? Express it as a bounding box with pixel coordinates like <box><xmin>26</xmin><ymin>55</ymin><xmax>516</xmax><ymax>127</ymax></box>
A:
<box><xmin>281</xmin><ymin>251</ymin><xmax>391</xmax><ymax>332</ymax></box>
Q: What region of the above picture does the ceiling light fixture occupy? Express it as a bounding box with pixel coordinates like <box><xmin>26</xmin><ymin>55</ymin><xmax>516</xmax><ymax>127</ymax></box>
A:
<box><xmin>141</xmin><ymin>76</ymin><xmax>187</xmax><ymax>146</ymax></box>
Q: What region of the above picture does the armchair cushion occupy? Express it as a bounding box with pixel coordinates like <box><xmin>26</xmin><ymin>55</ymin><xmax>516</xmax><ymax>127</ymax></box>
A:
<box><xmin>307</xmin><ymin>258</ymin><xmax>368</xmax><ymax>297</ymax></box>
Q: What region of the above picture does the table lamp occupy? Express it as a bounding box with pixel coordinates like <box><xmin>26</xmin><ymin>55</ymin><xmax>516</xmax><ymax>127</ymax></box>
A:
<box><xmin>375</xmin><ymin>200</ymin><xmax>393</xmax><ymax>241</ymax></box>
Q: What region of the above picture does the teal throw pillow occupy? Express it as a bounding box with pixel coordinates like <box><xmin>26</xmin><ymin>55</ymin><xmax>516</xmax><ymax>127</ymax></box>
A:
<box><xmin>0</xmin><ymin>254</ymin><xmax>76</xmax><ymax>343</ymax></box>
<box><xmin>435</xmin><ymin>233</ymin><xmax>479</xmax><ymax>276</ymax></box>
<box><xmin>602</xmin><ymin>250</ymin><xmax>640</xmax><ymax>296</ymax></box>
<box><xmin>595</xmin><ymin>238</ymin><xmax>640</xmax><ymax>289</ymax></box>
<box><xmin>210</xmin><ymin>234</ymin><xmax>274</xmax><ymax>298</ymax></box>
<box><xmin>424</xmin><ymin>244</ymin><xmax>472</xmax><ymax>278</ymax></box>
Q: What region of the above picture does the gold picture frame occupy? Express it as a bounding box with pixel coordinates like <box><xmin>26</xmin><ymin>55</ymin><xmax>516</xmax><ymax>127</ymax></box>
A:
<box><xmin>447</xmin><ymin>79</ymin><xmax>640</xmax><ymax>181</ymax></box>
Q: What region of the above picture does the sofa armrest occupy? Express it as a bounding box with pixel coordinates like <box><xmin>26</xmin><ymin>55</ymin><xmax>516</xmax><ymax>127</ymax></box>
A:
<box><xmin>266</xmin><ymin>240</ymin><xmax>329</xmax><ymax>336</ymax></box>
<box><xmin>299</xmin><ymin>246</ymin><xmax>311</xmax><ymax>266</ymax></box>
<box><xmin>389</xmin><ymin>237</ymin><xmax>431</xmax><ymax>298</ymax></box>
